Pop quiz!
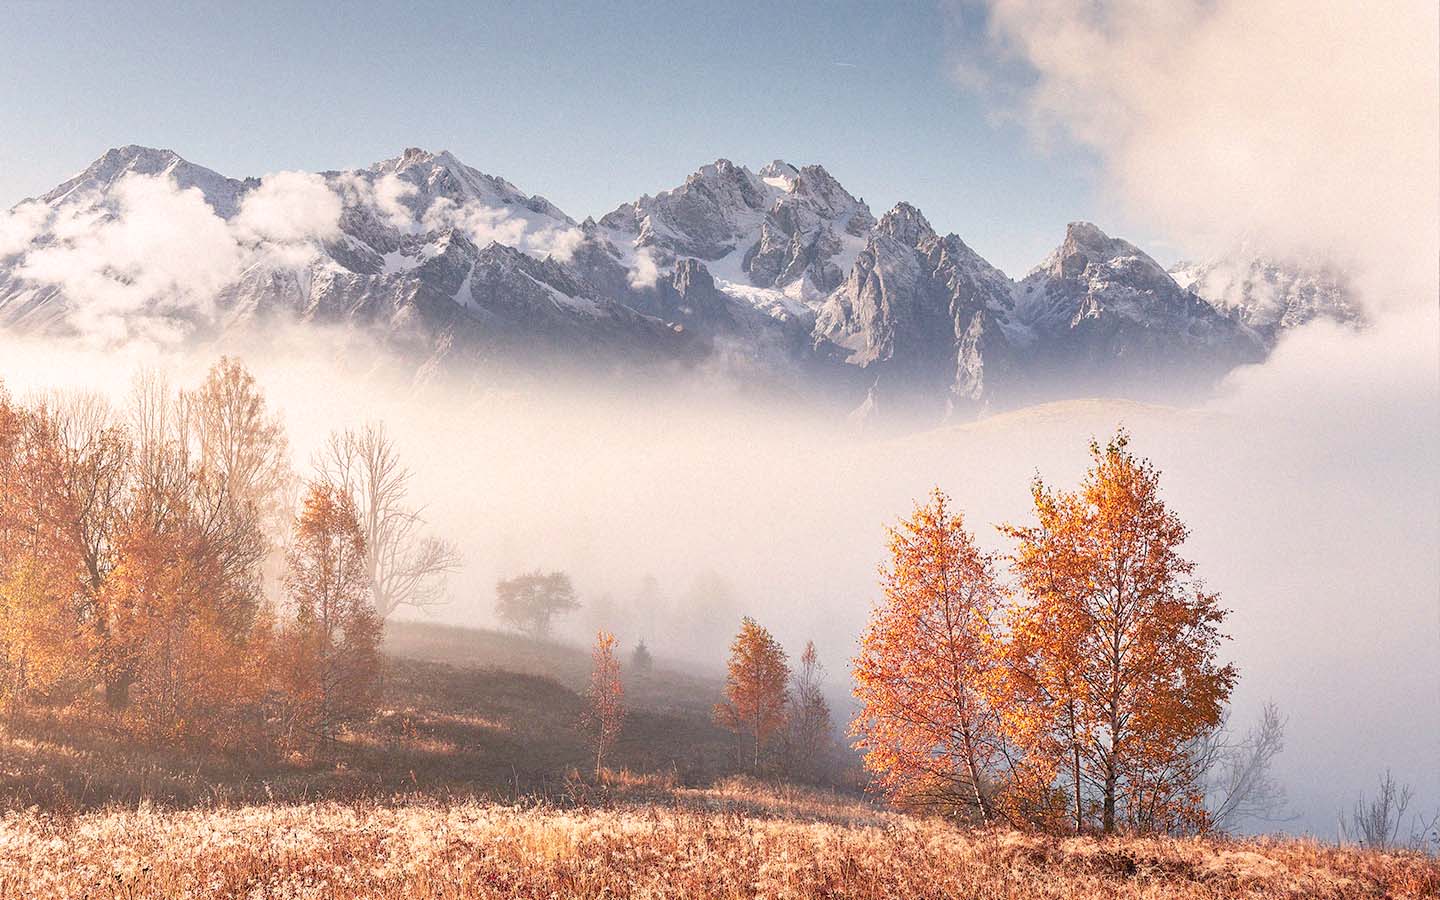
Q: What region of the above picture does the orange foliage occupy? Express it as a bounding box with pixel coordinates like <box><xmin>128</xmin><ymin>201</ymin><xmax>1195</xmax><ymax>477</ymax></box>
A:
<box><xmin>0</xmin><ymin>396</ymin><xmax>93</xmax><ymax>706</ymax></box>
<box><xmin>279</xmin><ymin>482</ymin><xmax>382</xmax><ymax>754</ymax></box>
<box><xmin>0</xmin><ymin>360</ymin><xmax>385</xmax><ymax>759</ymax></box>
<box><xmin>851</xmin><ymin>489</ymin><xmax>1013</xmax><ymax>822</ymax></box>
<box><xmin>1002</xmin><ymin>431</ymin><xmax>1237</xmax><ymax>834</ymax></box>
<box><xmin>583</xmin><ymin>629</ymin><xmax>625</xmax><ymax>778</ymax></box>
<box><xmin>715</xmin><ymin>616</ymin><xmax>789</xmax><ymax>771</ymax></box>
<box><xmin>853</xmin><ymin>434</ymin><xmax>1237</xmax><ymax>835</ymax></box>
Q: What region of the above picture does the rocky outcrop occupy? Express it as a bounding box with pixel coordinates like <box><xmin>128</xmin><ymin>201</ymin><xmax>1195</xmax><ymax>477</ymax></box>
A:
<box><xmin>1011</xmin><ymin>223</ymin><xmax>1266</xmax><ymax>401</ymax></box>
<box><xmin>815</xmin><ymin>203</ymin><xmax>1019</xmax><ymax>418</ymax></box>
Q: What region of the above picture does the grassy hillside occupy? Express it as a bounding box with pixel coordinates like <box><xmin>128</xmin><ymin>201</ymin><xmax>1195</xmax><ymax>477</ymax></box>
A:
<box><xmin>5</xmin><ymin>620</ymin><xmax>1437</xmax><ymax>898</ymax></box>
<box><xmin>382</xmin><ymin>619</ymin><xmax>726</xmax><ymax>715</ymax></box>
<box><xmin>0</xmin><ymin>621</ymin><xmax>745</xmax><ymax>811</ymax></box>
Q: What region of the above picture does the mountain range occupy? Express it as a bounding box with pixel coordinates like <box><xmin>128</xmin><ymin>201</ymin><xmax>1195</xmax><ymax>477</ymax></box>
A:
<box><xmin>0</xmin><ymin>145</ymin><xmax>1361</xmax><ymax>421</ymax></box>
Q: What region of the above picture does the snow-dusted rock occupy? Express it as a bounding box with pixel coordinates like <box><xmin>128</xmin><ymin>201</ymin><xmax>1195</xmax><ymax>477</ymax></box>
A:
<box><xmin>1011</xmin><ymin>223</ymin><xmax>1266</xmax><ymax>401</ymax></box>
<box><xmin>1170</xmin><ymin>253</ymin><xmax>1363</xmax><ymax>341</ymax></box>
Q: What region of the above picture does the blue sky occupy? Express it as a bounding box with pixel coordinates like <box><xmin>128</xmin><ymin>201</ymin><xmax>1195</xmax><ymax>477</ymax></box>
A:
<box><xmin>0</xmin><ymin>0</ymin><xmax>1155</xmax><ymax>274</ymax></box>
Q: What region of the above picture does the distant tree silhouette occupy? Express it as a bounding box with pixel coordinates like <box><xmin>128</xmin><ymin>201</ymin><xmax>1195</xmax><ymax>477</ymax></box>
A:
<box><xmin>495</xmin><ymin>571</ymin><xmax>579</xmax><ymax>638</ymax></box>
<box><xmin>630</xmin><ymin>638</ymin><xmax>653</xmax><ymax>672</ymax></box>
<box><xmin>785</xmin><ymin>640</ymin><xmax>833</xmax><ymax>782</ymax></box>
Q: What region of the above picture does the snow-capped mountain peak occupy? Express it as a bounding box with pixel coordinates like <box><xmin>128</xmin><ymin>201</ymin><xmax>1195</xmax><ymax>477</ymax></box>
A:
<box><xmin>0</xmin><ymin>145</ymin><xmax>1344</xmax><ymax>423</ymax></box>
<box><xmin>41</xmin><ymin>145</ymin><xmax>248</xmax><ymax>217</ymax></box>
<box><xmin>876</xmin><ymin>202</ymin><xmax>936</xmax><ymax>247</ymax></box>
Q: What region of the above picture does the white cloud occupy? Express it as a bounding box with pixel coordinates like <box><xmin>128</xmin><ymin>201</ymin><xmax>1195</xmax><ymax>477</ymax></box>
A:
<box><xmin>232</xmin><ymin>171</ymin><xmax>342</xmax><ymax>244</ymax></box>
<box><xmin>9</xmin><ymin>169</ymin><xmax>350</xmax><ymax>345</ymax></box>
<box><xmin>956</xmin><ymin>0</ymin><xmax>1439</xmax><ymax>310</ymax></box>
<box><xmin>0</xmin><ymin>201</ymin><xmax>50</xmax><ymax>257</ymax></box>
<box><xmin>332</xmin><ymin>172</ymin><xmax>417</xmax><ymax>232</ymax></box>
<box><xmin>422</xmin><ymin>196</ymin><xmax>586</xmax><ymax>263</ymax></box>
<box><xmin>16</xmin><ymin>175</ymin><xmax>243</xmax><ymax>343</ymax></box>
<box><xmin>528</xmin><ymin>224</ymin><xmax>585</xmax><ymax>263</ymax></box>
<box><xmin>374</xmin><ymin>173</ymin><xmax>417</xmax><ymax>231</ymax></box>
<box><xmin>627</xmin><ymin>248</ymin><xmax>661</xmax><ymax>289</ymax></box>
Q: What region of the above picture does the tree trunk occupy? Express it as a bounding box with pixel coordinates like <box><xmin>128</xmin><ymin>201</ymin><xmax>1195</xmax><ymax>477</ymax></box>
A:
<box><xmin>1073</xmin><ymin>744</ymin><xmax>1083</xmax><ymax>834</ymax></box>
<box><xmin>960</xmin><ymin>727</ymin><xmax>991</xmax><ymax>823</ymax></box>
<box><xmin>104</xmin><ymin>671</ymin><xmax>134</xmax><ymax>710</ymax></box>
<box><xmin>1102</xmin><ymin>765</ymin><xmax>1117</xmax><ymax>834</ymax></box>
<box><xmin>1070</xmin><ymin>699</ymin><xmax>1083</xmax><ymax>835</ymax></box>
<box><xmin>965</xmin><ymin>750</ymin><xmax>990</xmax><ymax>823</ymax></box>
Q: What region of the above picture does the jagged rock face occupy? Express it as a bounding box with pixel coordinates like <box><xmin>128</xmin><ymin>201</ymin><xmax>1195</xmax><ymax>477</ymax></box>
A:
<box><xmin>815</xmin><ymin>203</ymin><xmax>1019</xmax><ymax>417</ymax></box>
<box><xmin>658</xmin><ymin>258</ymin><xmax>732</xmax><ymax>325</ymax></box>
<box><xmin>1012</xmin><ymin>222</ymin><xmax>1266</xmax><ymax>400</ymax></box>
<box><xmin>599</xmin><ymin>159</ymin><xmax>770</xmax><ymax>260</ymax></box>
<box><xmin>0</xmin><ymin>145</ymin><xmax>690</xmax><ymax>369</ymax></box>
<box><xmin>0</xmin><ymin>146</ymin><xmax>1334</xmax><ymax>422</ymax></box>
<box><xmin>1170</xmin><ymin>253</ymin><xmax>1363</xmax><ymax>341</ymax></box>
<box><xmin>596</xmin><ymin>158</ymin><xmax>872</xmax><ymax>300</ymax></box>
<box><xmin>743</xmin><ymin>162</ymin><xmax>874</xmax><ymax>294</ymax></box>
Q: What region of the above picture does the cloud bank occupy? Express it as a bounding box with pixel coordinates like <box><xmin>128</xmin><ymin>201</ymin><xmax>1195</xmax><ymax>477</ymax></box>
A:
<box><xmin>955</xmin><ymin>0</ymin><xmax>1439</xmax><ymax>307</ymax></box>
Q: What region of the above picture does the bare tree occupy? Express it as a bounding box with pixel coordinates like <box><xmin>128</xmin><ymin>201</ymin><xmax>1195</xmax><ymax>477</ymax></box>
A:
<box><xmin>316</xmin><ymin>423</ymin><xmax>460</xmax><ymax>619</ymax></box>
<box><xmin>43</xmin><ymin>390</ymin><xmax>130</xmax><ymax>597</ymax></box>
<box><xmin>184</xmin><ymin>360</ymin><xmax>290</xmax><ymax>630</ymax></box>
<box><xmin>186</xmin><ymin>357</ymin><xmax>292</xmax><ymax>542</ymax></box>
<box><xmin>583</xmin><ymin>630</ymin><xmax>625</xmax><ymax>778</ymax></box>
<box><xmin>1192</xmin><ymin>702</ymin><xmax>1290</xmax><ymax>832</ymax></box>
<box><xmin>1414</xmin><ymin>809</ymin><xmax>1440</xmax><ymax>857</ymax></box>
<box><xmin>785</xmin><ymin>640</ymin><xmax>834</xmax><ymax>782</ymax></box>
<box><xmin>1340</xmin><ymin>770</ymin><xmax>1414</xmax><ymax>850</ymax></box>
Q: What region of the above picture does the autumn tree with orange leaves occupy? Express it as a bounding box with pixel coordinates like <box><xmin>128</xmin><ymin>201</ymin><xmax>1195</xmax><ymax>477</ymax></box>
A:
<box><xmin>854</xmin><ymin>435</ymin><xmax>1238</xmax><ymax>835</ymax></box>
<box><xmin>851</xmin><ymin>490</ymin><xmax>1013</xmax><ymax>822</ymax></box>
<box><xmin>716</xmin><ymin>617</ymin><xmax>790</xmax><ymax>771</ymax></box>
<box><xmin>0</xmin><ymin>360</ymin><xmax>446</xmax><ymax>759</ymax></box>
<box><xmin>280</xmin><ymin>482</ymin><xmax>382</xmax><ymax>753</ymax></box>
<box><xmin>0</xmin><ymin>393</ymin><xmax>94</xmax><ymax>707</ymax></box>
<box><xmin>1002</xmin><ymin>431</ymin><xmax>1236</xmax><ymax>835</ymax></box>
<box><xmin>582</xmin><ymin>629</ymin><xmax>625</xmax><ymax>778</ymax></box>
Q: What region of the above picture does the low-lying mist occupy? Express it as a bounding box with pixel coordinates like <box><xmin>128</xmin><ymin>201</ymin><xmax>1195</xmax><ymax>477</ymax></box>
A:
<box><xmin>1</xmin><ymin>298</ymin><xmax>1434</xmax><ymax>836</ymax></box>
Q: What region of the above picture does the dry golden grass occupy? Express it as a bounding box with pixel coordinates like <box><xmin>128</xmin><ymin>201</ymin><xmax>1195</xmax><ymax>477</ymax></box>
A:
<box><xmin>1</xmin><ymin>784</ymin><xmax>1436</xmax><ymax>900</ymax></box>
<box><xmin>2</xmin><ymin>625</ymin><xmax>1434</xmax><ymax>898</ymax></box>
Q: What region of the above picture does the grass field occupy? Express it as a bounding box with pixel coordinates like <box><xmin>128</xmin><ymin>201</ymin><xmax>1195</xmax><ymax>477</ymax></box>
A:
<box><xmin>2</xmin><ymin>786</ymin><xmax>1437</xmax><ymax>899</ymax></box>
<box><xmin>1</xmin><ymin>621</ymin><xmax>1435</xmax><ymax>898</ymax></box>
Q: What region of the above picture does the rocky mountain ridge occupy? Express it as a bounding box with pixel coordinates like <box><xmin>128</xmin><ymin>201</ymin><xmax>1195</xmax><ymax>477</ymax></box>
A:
<box><xmin>0</xmin><ymin>145</ymin><xmax>1359</xmax><ymax>421</ymax></box>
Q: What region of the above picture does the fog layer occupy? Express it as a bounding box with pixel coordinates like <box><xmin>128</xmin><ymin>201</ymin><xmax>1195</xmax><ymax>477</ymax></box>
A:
<box><xmin>1</xmin><ymin>303</ymin><xmax>1435</xmax><ymax>834</ymax></box>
